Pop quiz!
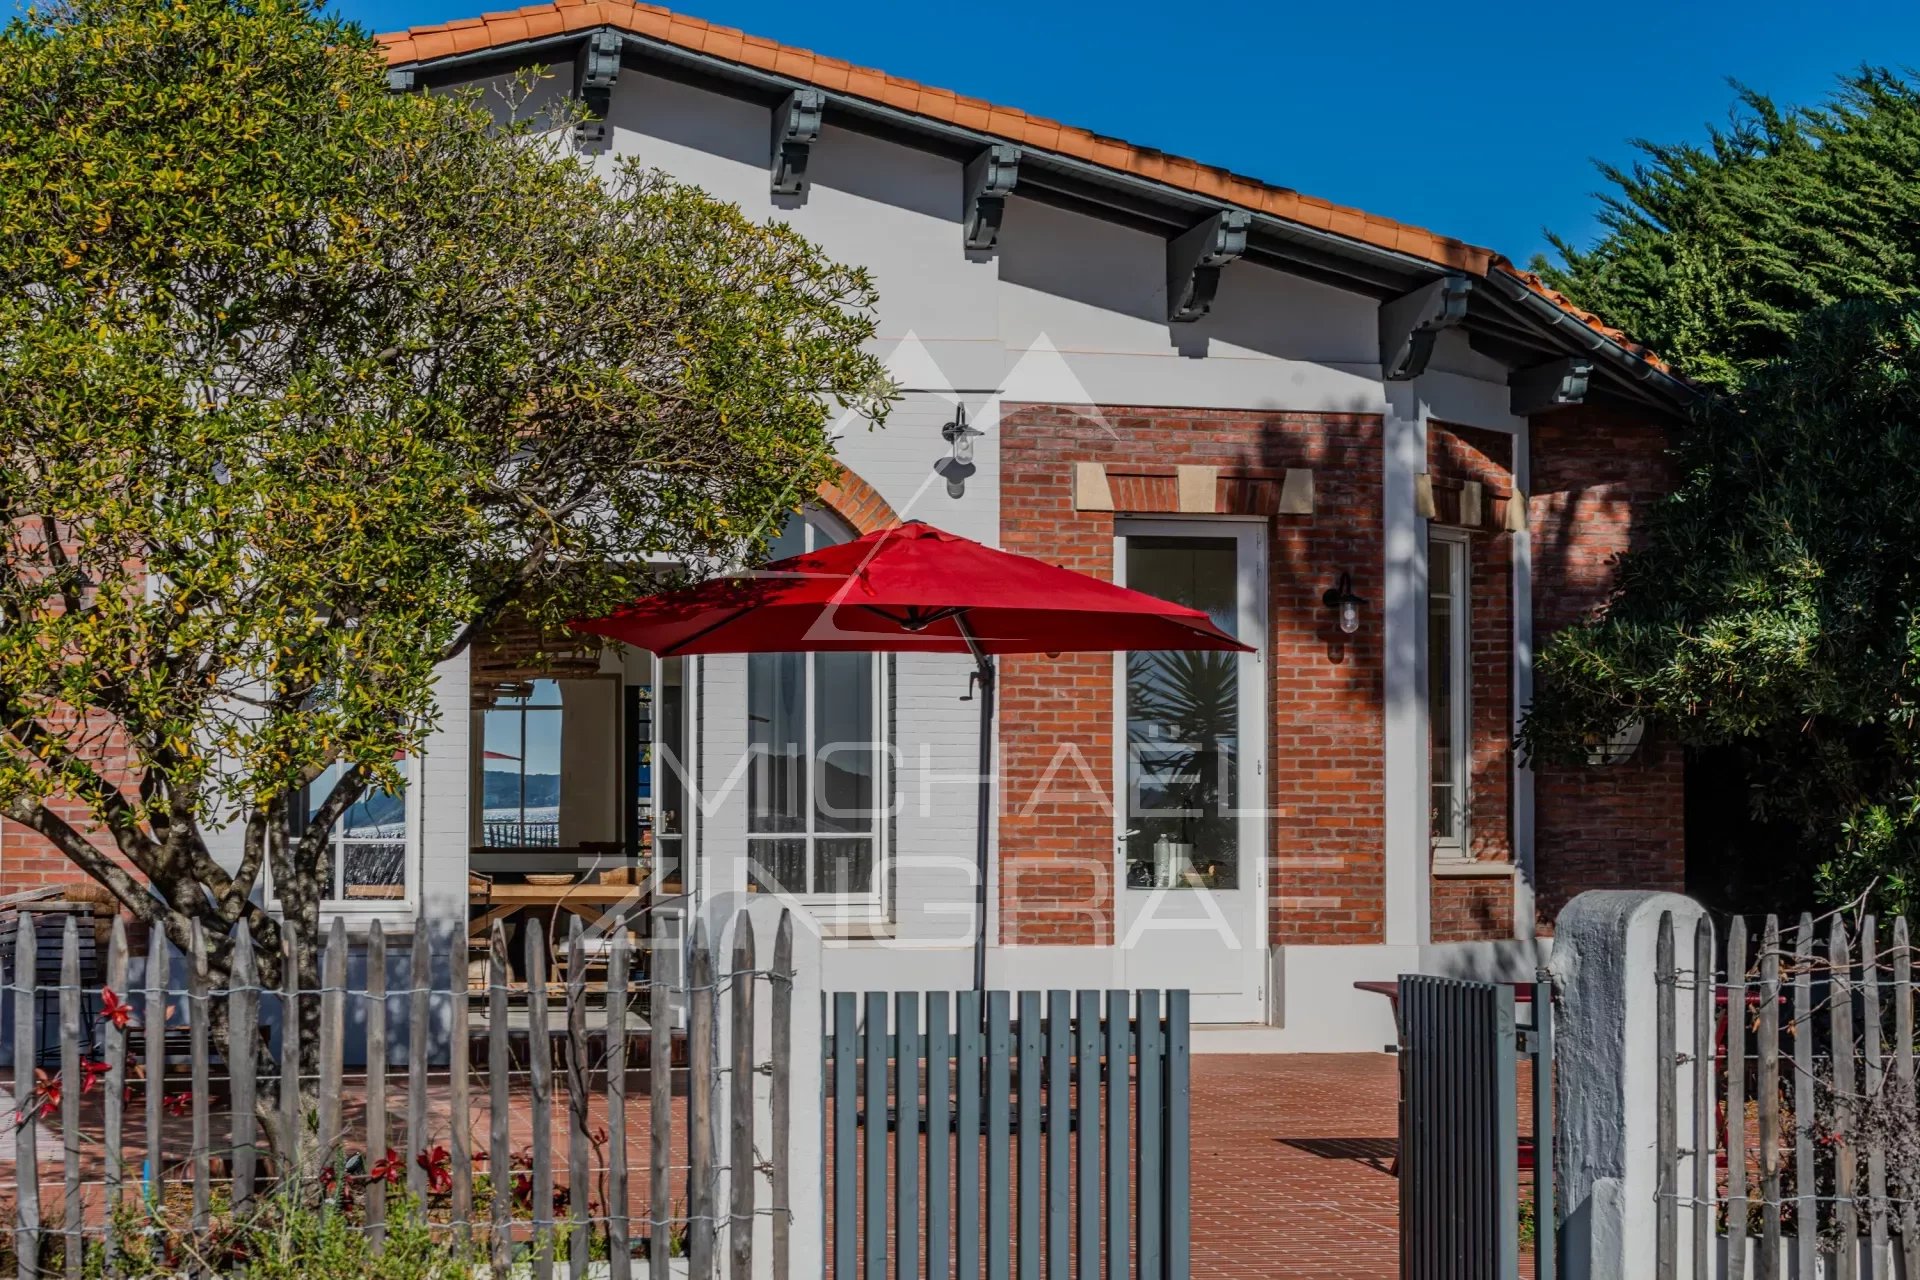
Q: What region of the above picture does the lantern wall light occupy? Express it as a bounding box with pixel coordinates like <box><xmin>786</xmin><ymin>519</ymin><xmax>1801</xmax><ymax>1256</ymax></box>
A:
<box><xmin>1323</xmin><ymin>572</ymin><xmax>1366</xmax><ymax>634</ymax></box>
<box><xmin>937</xmin><ymin>404</ymin><xmax>983</xmax><ymax>498</ymax></box>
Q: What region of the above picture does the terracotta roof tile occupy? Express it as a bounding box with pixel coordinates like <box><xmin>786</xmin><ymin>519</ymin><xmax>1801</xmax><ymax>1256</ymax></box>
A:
<box><xmin>375</xmin><ymin>0</ymin><xmax>1669</xmax><ymax>376</ymax></box>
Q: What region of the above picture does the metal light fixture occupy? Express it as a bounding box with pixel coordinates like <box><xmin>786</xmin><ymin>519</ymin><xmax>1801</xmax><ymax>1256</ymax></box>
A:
<box><xmin>1323</xmin><ymin>572</ymin><xmax>1366</xmax><ymax>635</ymax></box>
<box><xmin>937</xmin><ymin>404</ymin><xmax>983</xmax><ymax>498</ymax></box>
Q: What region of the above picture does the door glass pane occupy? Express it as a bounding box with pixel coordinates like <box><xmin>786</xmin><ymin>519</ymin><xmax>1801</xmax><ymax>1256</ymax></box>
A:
<box><xmin>748</xmin><ymin>651</ymin><xmax>806</xmax><ymax>833</ymax></box>
<box><xmin>813</xmin><ymin>652</ymin><xmax>875</xmax><ymax>834</ymax></box>
<box><xmin>481</xmin><ymin>709</ymin><xmax>524</xmax><ymax>847</ymax></box>
<box><xmin>1124</xmin><ymin>537</ymin><xmax>1240</xmax><ymax>890</ymax></box>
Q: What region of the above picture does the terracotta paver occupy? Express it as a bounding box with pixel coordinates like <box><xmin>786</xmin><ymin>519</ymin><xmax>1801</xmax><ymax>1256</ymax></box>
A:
<box><xmin>1191</xmin><ymin>1054</ymin><xmax>1400</xmax><ymax>1279</ymax></box>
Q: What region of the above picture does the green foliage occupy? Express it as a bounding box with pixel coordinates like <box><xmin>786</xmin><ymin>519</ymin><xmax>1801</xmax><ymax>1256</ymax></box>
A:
<box><xmin>1535</xmin><ymin>69</ymin><xmax>1920</xmax><ymax>391</ymax></box>
<box><xmin>1520</xmin><ymin>301</ymin><xmax>1920</xmax><ymax>912</ymax></box>
<box><xmin>0</xmin><ymin>0</ymin><xmax>888</xmax><ymax>976</ymax></box>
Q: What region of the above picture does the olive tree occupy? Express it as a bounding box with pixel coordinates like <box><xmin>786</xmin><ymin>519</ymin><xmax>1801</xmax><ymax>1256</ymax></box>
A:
<box><xmin>0</xmin><ymin>0</ymin><xmax>889</xmax><ymax>1149</ymax></box>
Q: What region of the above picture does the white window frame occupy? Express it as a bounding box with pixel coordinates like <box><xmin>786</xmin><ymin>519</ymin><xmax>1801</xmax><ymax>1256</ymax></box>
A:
<box><xmin>1429</xmin><ymin>529</ymin><xmax>1472</xmax><ymax>859</ymax></box>
<box><xmin>273</xmin><ymin>756</ymin><xmax>423</xmax><ymax>916</ymax></box>
<box><xmin>744</xmin><ymin>510</ymin><xmax>891</xmax><ymax>921</ymax></box>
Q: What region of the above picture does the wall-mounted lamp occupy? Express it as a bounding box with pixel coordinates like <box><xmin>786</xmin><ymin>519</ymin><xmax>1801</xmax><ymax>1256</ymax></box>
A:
<box><xmin>937</xmin><ymin>404</ymin><xmax>983</xmax><ymax>498</ymax></box>
<box><xmin>1322</xmin><ymin>572</ymin><xmax>1366</xmax><ymax>635</ymax></box>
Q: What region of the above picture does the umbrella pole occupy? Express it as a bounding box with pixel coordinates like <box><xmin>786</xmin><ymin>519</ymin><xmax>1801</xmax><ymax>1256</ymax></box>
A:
<box><xmin>955</xmin><ymin>618</ymin><xmax>995</xmax><ymax>992</ymax></box>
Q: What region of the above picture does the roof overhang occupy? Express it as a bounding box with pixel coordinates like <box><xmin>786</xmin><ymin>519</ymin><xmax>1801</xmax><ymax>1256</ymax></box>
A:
<box><xmin>388</xmin><ymin>24</ymin><xmax>1701</xmax><ymax>417</ymax></box>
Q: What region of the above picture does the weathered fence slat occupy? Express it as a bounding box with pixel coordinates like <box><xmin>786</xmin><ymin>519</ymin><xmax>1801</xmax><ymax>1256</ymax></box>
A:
<box><xmin>1106</xmin><ymin>990</ymin><xmax>1130</xmax><ymax>1280</ymax></box>
<box><xmin>1163</xmin><ymin>990</ymin><xmax>1190</xmax><ymax>1280</ymax></box>
<box><xmin>1832</xmin><ymin>920</ymin><xmax>1859</xmax><ymax>1280</ymax></box>
<box><xmin>408</xmin><ymin>916</ymin><xmax>431</xmax><ymax>1202</ymax></box>
<box><xmin>1759</xmin><ymin>915</ymin><xmax>1782</xmax><ymax>1280</ymax></box>
<box><xmin>319</xmin><ymin>916</ymin><xmax>347</xmax><ymax>1166</ymax></box>
<box><xmin>687</xmin><ymin>922</ymin><xmax>716</xmax><ymax>1280</ymax></box>
<box><xmin>488</xmin><ymin>921</ymin><xmax>512</xmax><ymax>1279</ymax></box>
<box><xmin>1045</xmin><ymin>990</ymin><xmax>1071</xmax><ymax>1280</ymax></box>
<box><xmin>985</xmin><ymin>991</ymin><xmax>1012</xmax><ymax>1280</ymax></box>
<box><xmin>230</xmin><ymin>921</ymin><xmax>260</xmax><ymax>1217</ymax></box>
<box><xmin>13</xmin><ymin>921</ymin><xmax>35</xmax><ymax>1280</ymax></box>
<box><xmin>606</xmin><ymin>932</ymin><xmax>631</xmax><ymax>1280</ymax></box>
<box><xmin>1532</xmin><ymin>968</ymin><xmax>1556</xmax><ymax>1280</ymax></box>
<box><xmin>1655</xmin><ymin>911</ymin><xmax>1676</xmax><ymax>1280</ymax></box>
<box><xmin>1725</xmin><ymin>917</ymin><xmax>1748</xmax><ymax>1280</ymax></box>
<box><xmin>567</xmin><ymin>920</ymin><xmax>592</xmax><ymax>1279</ymax></box>
<box><xmin>771</xmin><ymin>913</ymin><xmax>794</xmax><ymax>1280</ymax></box>
<box><xmin>925</xmin><ymin>990</ymin><xmax>951</xmax><ymax>1280</ymax></box>
<box><xmin>729</xmin><ymin>919</ymin><xmax>756</xmax><ymax>1280</ymax></box>
<box><xmin>894</xmin><ymin>988</ymin><xmax>919</xmax><ymax>1280</ymax></box>
<box><xmin>147</xmin><ymin>925</ymin><xmax>166</xmax><ymax>1213</ymax></box>
<box><xmin>278</xmin><ymin>930</ymin><xmax>299</xmax><ymax>1190</ymax></box>
<box><xmin>60</xmin><ymin>918</ymin><xmax>81</xmax><ymax>1280</ymax></box>
<box><xmin>367</xmin><ymin>921</ymin><xmax>390</xmax><ymax>1247</ymax></box>
<box><xmin>450</xmin><ymin>927</ymin><xmax>473</xmax><ymax>1250</ymax></box>
<box><xmin>1075</xmin><ymin>989</ymin><xmax>1099</xmax><ymax>1279</ymax></box>
<box><xmin>1691</xmin><ymin>915</ymin><xmax>1712</xmax><ymax>1280</ymax></box>
<box><xmin>1135</xmin><ymin>990</ymin><xmax>1163</xmax><ymax>1280</ymax></box>
<box><xmin>831</xmin><ymin>992</ymin><xmax>856</xmax><ymax>1280</ymax></box>
<box><xmin>651</xmin><ymin>915</ymin><xmax>674</xmax><ymax>1280</ymax></box>
<box><xmin>527</xmin><ymin>917</ymin><xmax>555</xmax><ymax>1280</ymax></box>
<box><xmin>1015</xmin><ymin>991</ymin><xmax>1040</xmax><ymax>1280</ymax></box>
<box><xmin>190</xmin><ymin>920</ymin><xmax>211</xmax><ymax>1235</ymax></box>
<box><xmin>1794</xmin><ymin>914</ymin><xmax>1816</xmax><ymax>1280</ymax></box>
<box><xmin>862</xmin><ymin>989</ymin><xmax>887</xmax><ymax>1280</ymax></box>
<box><xmin>103</xmin><ymin>916</ymin><xmax>129</xmax><ymax>1280</ymax></box>
<box><xmin>1863</xmin><ymin>917</ymin><xmax>1889</xmax><ymax>1275</ymax></box>
<box><xmin>955</xmin><ymin>991</ymin><xmax>982</xmax><ymax>1280</ymax></box>
<box><xmin>1895</xmin><ymin>916</ymin><xmax>1918</xmax><ymax>1280</ymax></box>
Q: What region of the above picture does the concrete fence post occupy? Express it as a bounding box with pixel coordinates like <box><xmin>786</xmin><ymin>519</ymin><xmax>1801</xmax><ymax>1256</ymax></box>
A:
<box><xmin>1550</xmin><ymin>890</ymin><xmax>1712</xmax><ymax>1280</ymax></box>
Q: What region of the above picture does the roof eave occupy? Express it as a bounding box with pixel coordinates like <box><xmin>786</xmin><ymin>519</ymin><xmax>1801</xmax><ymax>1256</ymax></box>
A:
<box><xmin>387</xmin><ymin>25</ymin><xmax>1701</xmax><ymax>415</ymax></box>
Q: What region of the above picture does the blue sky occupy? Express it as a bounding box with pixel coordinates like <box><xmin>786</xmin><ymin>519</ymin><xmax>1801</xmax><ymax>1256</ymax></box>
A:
<box><xmin>331</xmin><ymin>0</ymin><xmax>1920</xmax><ymax>266</ymax></box>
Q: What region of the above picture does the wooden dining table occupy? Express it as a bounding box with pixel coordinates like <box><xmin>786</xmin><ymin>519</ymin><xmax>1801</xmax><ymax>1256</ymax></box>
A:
<box><xmin>467</xmin><ymin>881</ymin><xmax>650</xmax><ymax>942</ymax></box>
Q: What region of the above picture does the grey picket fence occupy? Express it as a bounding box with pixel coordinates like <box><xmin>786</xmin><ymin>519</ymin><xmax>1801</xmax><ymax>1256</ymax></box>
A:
<box><xmin>1</xmin><ymin>905</ymin><xmax>794</xmax><ymax>1280</ymax></box>
<box><xmin>1651</xmin><ymin>908</ymin><xmax>1920</xmax><ymax>1278</ymax></box>
<box><xmin>823</xmin><ymin>988</ymin><xmax>1190</xmax><ymax>1280</ymax></box>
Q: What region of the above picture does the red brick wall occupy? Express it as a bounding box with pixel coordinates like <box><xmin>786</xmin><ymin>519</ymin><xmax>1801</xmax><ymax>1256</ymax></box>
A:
<box><xmin>997</xmin><ymin>404</ymin><xmax>1385</xmax><ymax>946</ymax></box>
<box><xmin>0</xmin><ymin>714</ymin><xmax>142</xmax><ymax>892</ymax></box>
<box><xmin>1428</xmin><ymin>423</ymin><xmax>1517</xmax><ymax>940</ymax></box>
<box><xmin>1529</xmin><ymin>406</ymin><xmax>1685</xmax><ymax>926</ymax></box>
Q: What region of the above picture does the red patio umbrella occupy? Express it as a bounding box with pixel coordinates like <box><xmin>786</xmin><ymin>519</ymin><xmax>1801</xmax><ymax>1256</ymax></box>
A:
<box><xmin>569</xmin><ymin>520</ymin><xmax>1250</xmax><ymax>988</ymax></box>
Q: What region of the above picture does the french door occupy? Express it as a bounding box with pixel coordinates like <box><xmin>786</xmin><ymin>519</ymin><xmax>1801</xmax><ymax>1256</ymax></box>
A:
<box><xmin>1114</xmin><ymin>520</ymin><xmax>1268</xmax><ymax>1023</ymax></box>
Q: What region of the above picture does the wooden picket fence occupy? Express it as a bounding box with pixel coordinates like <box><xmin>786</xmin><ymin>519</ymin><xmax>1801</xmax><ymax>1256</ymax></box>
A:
<box><xmin>1653</xmin><ymin>909</ymin><xmax>1920</xmax><ymax>1279</ymax></box>
<box><xmin>2</xmin><ymin>905</ymin><xmax>795</xmax><ymax>1280</ymax></box>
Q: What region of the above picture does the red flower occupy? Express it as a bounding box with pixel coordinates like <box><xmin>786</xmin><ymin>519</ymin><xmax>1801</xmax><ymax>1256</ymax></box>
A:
<box><xmin>367</xmin><ymin>1147</ymin><xmax>403</xmax><ymax>1185</ymax></box>
<box><xmin>163</xmin><ymin>1092</ymin><xmax>191</xmax><ymax>1117</ymax></box>
<box><xmin>417</xmin><ymin>1144</ymin><xmax>452</xmax><ymax>1196</ymax></box>
<box><xmin>80</xmin><ymin>1059</ymin><xmax>110</xmax><ymax>1095</ymax></box>
<box><xmin>100</xmin><ymin>988</ymin><xmax>133</xmax><ymax>1030</ymax></box>
<box><xmin>13</xmin><ymin>1073</ymin><xmax>59</xmax><ymax>1125</ymax></box>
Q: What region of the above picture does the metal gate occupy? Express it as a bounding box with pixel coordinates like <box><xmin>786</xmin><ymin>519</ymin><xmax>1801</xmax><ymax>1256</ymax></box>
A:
<box><xmin>1398</xmin><ymin>972</ymin><xmax>1555</xmax><ymax>1280</ymax></box>
<box><xmin>824</xmin><ymin>989</ymin><xmax>1191</xmax><ymax>1280</ymax></box>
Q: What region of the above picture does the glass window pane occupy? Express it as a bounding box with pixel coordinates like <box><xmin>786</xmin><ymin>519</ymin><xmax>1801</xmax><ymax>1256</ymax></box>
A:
<box><xmin>813</xmin><ymin>838</ymin><xmax>874</xmax><ymax>896</ymax></box>
<box><xmin>750</xmin><ymin>838</ymin><xmax>807</xmax><ymax>894</ymax></box>
<box><xmin>656</xmin><ymin>659</ymin><xmax>687</xmax><ymax>840</ymax></box>
<box><xmin>748</xmin><ymin>651</ymin><xmax>806</xmax><ymax>833</ymax></box>
<box><xmin>341</xmin><ymin>762</ymin><xmax>407</xmax><ymax>841</ymax></box>
<box><xmin>1123</xmin><ymin>538</ymin><xmax>1240</xmax><ymax>891</ymax></box>
<box><xmin>520</xmin><ymin>707</ymin><xmax>562</xmax><ymax>846</ymax></box>
<box><xmin>1429</xmin><ymin>538</ymin><xmax>1460</xmax><ymax>844</ymax></box>
<box><xmin>342</xmin><ymin>843</ymin><xmax>407</xmax><ymax>899</ymax></box>
<box><xmin>767</xmin><ymin>513</ymin><xmax>808</xmax><ymax>561</ymax></box>
<box><xmin>813</xmin><ymin>652</ymin><xmax>875</xmax><ymax>834</ymax></box>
